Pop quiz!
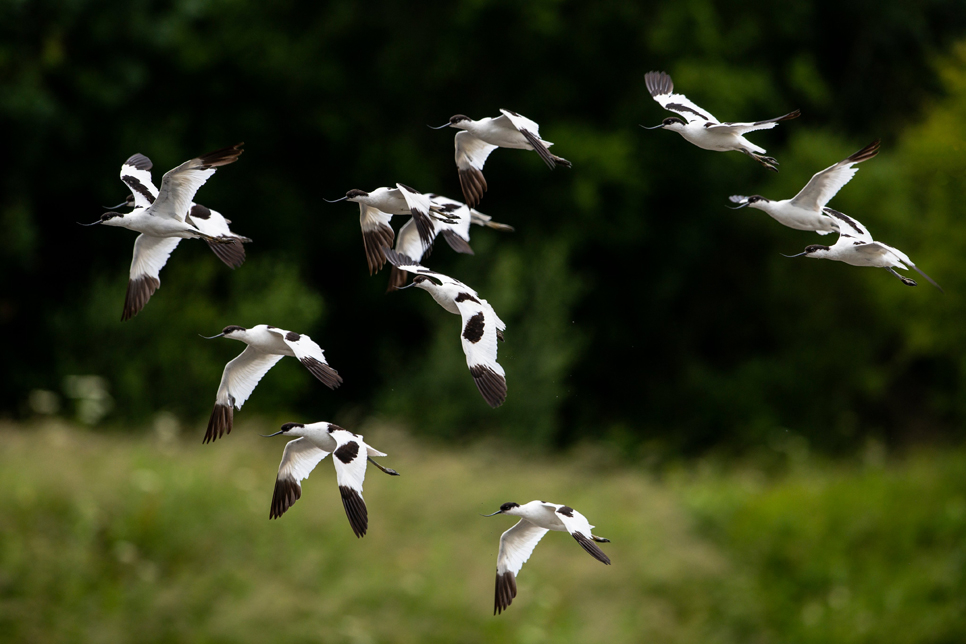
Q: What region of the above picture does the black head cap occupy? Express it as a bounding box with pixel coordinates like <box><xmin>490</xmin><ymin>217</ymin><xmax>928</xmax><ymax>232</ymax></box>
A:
<box><xmin>663</xmin><ymin>117</ymin><xmax>686</xmax><ymax>126</ymax></box>
<box><xmin>499</xmin><ymin>502</ymin><xmax>520</xmax><ymax>512</ymax></box>
<box><xmin>280</xmin><ymin>422</ymin><xmax>304</xmax><ymax>432</ymax></box>
<box><xmin>346</xmin><ymin>189</ymin><xmax>369</xmax><ymax>199</ymax></box>
<box><xmin>805</xmin><ymin>244</ymin><xmax>830</xmax><ymax>254</ymax></box>
<box><xmin>100</xmin><ymin>212</ymin><xmax>123</xmax><ymax>221</ymax></box>
<box><xmin>222</xmin><ymin>325</ymin><xmax>246</xmax><ymax>335</ymax></box>
<box><xmin>412</xmin><ymin>275</ymin><xmax>431</xmax><ymax>285</ymax></box>
<box><xmin>748</xmin><ymin>195</ymin><xmax>767</xmax><ymax>204</ymax></box>
<box><xmin>449</xmin><ymin>114</ymin><xmax>471</xmax><ymax>124</ymax></box>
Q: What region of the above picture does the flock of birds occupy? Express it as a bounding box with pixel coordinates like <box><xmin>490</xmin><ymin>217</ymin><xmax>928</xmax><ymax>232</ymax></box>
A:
<box><xmin>81</xmin><ymin>70</ymin><xmax>941</xmax><ymax>616</ymax></box>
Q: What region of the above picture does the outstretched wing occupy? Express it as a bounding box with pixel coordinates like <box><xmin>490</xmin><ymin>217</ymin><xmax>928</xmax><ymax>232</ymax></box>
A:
<box><xmin>204</xmin><ymin>346</ymin><xmax>283</xmax><ymax>444</ymax></box>
<box><xmin>790</xmin><ymin>140</ymin><xmax>880</xmax><ymax>212</ymax></box>
<box><xmin>388</xmin><ymin>217</ymin><xmax>435</xmax><ymax>292</ymax></box>
<box><xmin>554</xmin><ymin>505</ymin><xmax>611</xmax><ymax>565</ymax></box>
<box><xmin>394</xmin><ymin>183</ymin><xmax>435</xmax><ymax>249</ymax></box>
<box><xmin>150</xmin><ymin>143</ymin><xmax>243</xmax><ymax>222</ymax></box>
<box><xmin>824</xmin><ymin>208</ymin><xmax>873</xmax><ymax>243</ymax></box>
<box><xmin>122</xmin><ymin>234</ymin><xmax>181</xmax><ymax>321</ymax></box>
<box><xmin>359</xmin><ymin>203</ymin><xmax>395</xmax><ymax>274</ymax></box>
<box><xmin>384</xmin><ymin>249</ymin><xmax>450</xmax><ymax>286</ymax></box>
<box><xmin>499</xmin><ymin>109</ymin><xmax>557</xmax><ymax>169</ymax></box>
<box><xmin>704</xmin><ymin>110</ymin><xmax>801</xmax><ymax>134</ymax></box>
<box><xmin>429</xmin><ymin>194</ymin><xmax>474</xmax><ymax>254</ymax></box>
<box><xmin>494</xmin><ymin>519</ymin><xmax>549</xmax><ymax>615</ymax></box>
<box><xmin>119</xmin><ymin>153</ymin><xmax>158</xmax><ymax>208</ymax></box>
<box><xmin>268</xmin><ymin>328</ymin><xmax>342</xmax><ymax>389</ymax></box>
<box><xmin>455</xmin><ymin>131</ymin><xmax>498</xmax><ymax>206</ymax></box>
<box><xmin>186</xmin><ymin>205</ymin><xmax>250</xmax><ymax>269</ymax></box>
<box><xmin>455</xmin><ymin>295</ymin><xmax>507</xmax><ymax>408</ymax></box>
<box><xmin>644</xmin><ymin>71</ymin><xmax>718</xmax><ymax>124</ymax></box>
<box><xmin>270</xmin><ymin>437</ymin><xmax>330</xmax><ymax>519</ymax></box>
<box><xmin>328</xmin><ymin>426</ymin><xmax>370</xmax><ymax>538</ymax></box>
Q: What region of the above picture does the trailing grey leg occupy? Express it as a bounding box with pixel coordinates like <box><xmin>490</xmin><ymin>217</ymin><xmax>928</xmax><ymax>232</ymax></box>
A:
<box><xmin>368</xmin><ymin>456</ymin><xmax>400</xmax><ymax>476</ymax></box>
<box><xmin>741</xmin><ymin>148</ymin><xmax>779</xmax><ymax>172</ymax></box>
<box><xmin>591</xmin><ymin>534</ymin><xmax>610</xmax><ymax>543</ymax></box>
<box><xmin>887</xmin><ymin>267</ymin><xmax>917</xmax><ymax>287</ymax></box>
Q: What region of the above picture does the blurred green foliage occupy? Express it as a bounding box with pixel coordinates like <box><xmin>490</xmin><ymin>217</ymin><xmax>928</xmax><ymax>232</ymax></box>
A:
<box><xmin>1</xmin><ymin>423</ymin><xmax>963</xmax><ymax>642</ymax></box>
<box><xmin>2</xmin><ymin>0</ymin><xmax>966</xmax><ymax>453</ymax></box>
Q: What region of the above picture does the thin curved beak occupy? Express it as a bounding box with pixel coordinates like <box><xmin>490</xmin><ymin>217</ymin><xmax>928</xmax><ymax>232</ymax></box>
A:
<box><xmin>427</xmin><ymin>122</ymin><xmax>451</xmax><ymax>130</ymax></box>
<box><xmin>103</xmin><ymin>201</ymin><xmax>129</xmax><ymax>209</ymax></box>
<box><xmin>77</xmin><ymin>220</ymin><xmax>102</xmax><ymax>226</ymax></box>
<box><xmin>781</xmin><ymin>251</ymin><xmax>808</xmax><ymax>258</ymax></box>
<box><xmin>480</xmin><ymin>510</ymin><xmax>503</xmax><ymax>517</ymax></box>
<box><xmin>727</xmin><ymin>202</ymin><xmax>750</xmax><ymax>210</ymax></box>
<box><xmin>199</xmin><ymin>332</ymin><xmax>225</xmax><ymax>339</ymax></box>
<box><xmin>640</xmin><ymin>124</ymin><xmax>664</xmax><ymax>130</ymax></box>
<box><xmin>260</xmin><ymin>430</ymin><xmax>284</xmax><ymax>437</ymax></box>
<box><xmin>323</xmin><ymin>196</ymin><xmax>348</xmax><ymax>203</ymax></box>
<box><xmin>395</xmin><ymin>281</ymin><xmax>418</xmax><ymax>290</ymax></box>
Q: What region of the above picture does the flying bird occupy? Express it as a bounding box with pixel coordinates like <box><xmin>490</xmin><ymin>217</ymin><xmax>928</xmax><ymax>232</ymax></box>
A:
<box><xmin>429</xmin><ymin>109</ymin><xmax>571</xmax><ymax>206</ymax></box>
<box><xmin>728</xmin><ymin>140</ymin><xmax>881</xmax><ymax>233</ymax></box>
<box><xmin>483</xmin><ymin>500</ymin><xmax>611</xmax><ymax>615</ymax></box>
<box><xmin>385</xmin><ymin>249</ymin><xmax>507</xmax><ymax>407</ymax></box>
<box><xmin>201</xmin><ymin>325</ymin><xmax>342</xmax><ymax>443</ymax></box>
<box><xmin>783</xmin><ymin>208</ymin><xmax>943</xmax><ymax>291</ymax></box>
<box><xmin>80</xmin><ymin>144</ymin><xmax>245</xmax><ymax>320</ymax></box>
<box><xmin>386</xmin><ymin>194</ymin><xmax>514</xmax><ymax>292</ymax></box>
<box><xmin>109</xmin><ymin>152</ymin><xmax>252</xmax><ymax>268</ymax></box>
<box><xmin>262</xmin><ymin>421</ymin><xmax>399</xmax><ymax>537</ymax></box>
<box><xmin>325</xmin><ymin>184</ymin><xmax>452</xmax><ymax>274</ymax></box>
<box><xmin>642</xmin><ymin>71</ymin><xmax>800</xmax><ymax>171</ymax></box>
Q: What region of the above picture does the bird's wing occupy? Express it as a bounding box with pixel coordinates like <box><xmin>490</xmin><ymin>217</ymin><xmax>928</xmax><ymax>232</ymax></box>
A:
<box><xmin>429</xmin><ymin>195</ymin><xmax>474</xmax><ymax>254</ymax></box>
<box><xmin>554</xmin><ymin>506</ymin><xmax>611</xmax><ymax>565</ymax></box>
<box><xmin>499</xmin><ymin>109</ymin><xmax>557</xmax><ymax>169</ymax></box>
<box><xmin>204</xmin><ymin>345</ymin><xmax>283</xmax><ymax>443</ymax></box>
<box><xmin>823</xmin><ymin>208</ymin><xmax>873</xmax><ymax>243</ymax></box>
<box><xmin>187</xmin><ymin>205</ymin><xmax>250</xmax><ymax>269</ymax></box>
<box><xmin>122</xmin><ymin>234</ymin><xmax>182</xmax><ymax>321</ymax></box>
<box><xmin>455</xmin><ymin>131</ymin><xmax>498</xmax><ymax>206</ymax></box>
<box><xmin>270</xmin><ymin>437</ymin><xmax>330</xmax><ymax>519</ymax></box>
<box><xmin>790</xmin><ymin>140</ymin><xmax>880</xmax><ymax>211</ymax></box>
<box><xmin>455</xmin><ymin>295</ymin><xmax>507</xmax><ymax>408</ymax></box>
<box><xmin>150</xmin><ymin>143</ymin><xmax>243</xmax><ymax>222</ymax></box>
<box><xmin>394</xmin><ymin>183</ymin><xmax>436</xmax><ymax>249</ymax></box>
<box><xmin>704</xmin><ymin>110</ymin><xmax>801</xmax><ymax>134</ymax></box>
<box><xmin>388</xmin><ymin>217</ymin><xmax>434</xmax><ymax>292</ymax></box>
<box><xmin>494</xmin><ymin>519</ymin><xmax>549</xmax><ymax>615</ymax></box>
<box><xmin>644</xmin><ymin>71</ymin><xmax>718</xmax><ymax>124</ymax></box>
<box><xmin>328</xmin><ymin>426</ymin><xmax>370</xmax><ymax>538</ymax></box>
<box><xmin>119</xmin><ymin>153</ymin><xmax>159</xmax><ymax>208</ymax></box>
<box><xmin>359</xmin><ymin>203</ymin><xmax>395</xmax><ymax>275</ymax></box>
<box><xmin>384</xmin><ymin>248</ymin><xmax>451</xmax><ymax>285</ymax></box>
<box><xmin>267</xmin><ymin>327</ymin><xmax>342</xmax><ymax>389</ymax></box>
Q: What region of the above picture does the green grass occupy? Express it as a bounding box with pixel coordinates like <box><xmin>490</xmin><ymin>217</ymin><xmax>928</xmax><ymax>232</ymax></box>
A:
<box><xmin>1</xmin><ymin>422</ymin><xmax>964</xmax><ymax>643</ymax></box>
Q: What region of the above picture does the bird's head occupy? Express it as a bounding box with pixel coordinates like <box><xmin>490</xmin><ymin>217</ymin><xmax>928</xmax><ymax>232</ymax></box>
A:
<box><xmin>199</xmin><ymin>325</ymin><xmax>246</xmax><ymax>340</ymax></box>
<box><xmin>642</xmin><ymin>116</ymin><xmax>686</xmax><ymax>131</ymax></box>
<box><xmin>261</xmin><ymin>422</ymin><xmax>306</xmax><ymax>438</ymax></box>
<box><xmin>481</xmin><ymin>502</ymin><xmax>520</xmax><ymax>517</ymax></box>
<box><xmin>783</xmin><ymin>244</ymin><xmax>831</xmax><ymax>259</ymax></box>
<box><xmin>728</xmin><ymin>195</ymin><xmax>769</xmax><ymax>210</ymax></box>
<box><xmin>345</xmin><ymin>189</ymin><xmax>369</xmax><ymax>201</ymax></box>
<box><xmin>78</xmin><ymin>211</ymin><xmax>126</xmax><ymax>227</ymax></box>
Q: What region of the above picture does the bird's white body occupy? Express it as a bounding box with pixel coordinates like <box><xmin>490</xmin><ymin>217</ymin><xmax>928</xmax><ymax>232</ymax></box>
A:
<box><xmin>386</xmin><ymin>250</ymin><xmax>507</xmax><ymax>408</ymax></box>
<box><xmin>794</xmin><ymin>209</ymin><xmax>942</xmax><ymax>291</ymax></box>
<box><xmin>439</xmin><ymin>109</ymin><xmax>571</xmax><ymax>206</ymax></box>
<box><xmin>266</xmin><ymin>421</ymin><xmax>398</xmax><ymax>537</ymax></box>
<box><xmin>730</xmin><ymin>140</ymin><xmax>881</xmax><ymax>235</ymax></box>
<box><xmin>488</xmin><ymin>500</ymin><xmax>611</xmax><ymax>615</ymax></box>
<box><xmin>204</xmin><ymin>324</ymin><xmax>342</xmax><ymax>443</ymax></box>
<box><xmin>643</xmin><ymin>71</ymin><xmax>799</xmax><ymax>171</ymax></box>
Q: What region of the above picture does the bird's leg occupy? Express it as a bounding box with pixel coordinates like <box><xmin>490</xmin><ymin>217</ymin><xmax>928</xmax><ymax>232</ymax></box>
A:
<box><xmin>367</xmin><ymin>456</ymin><xmax>400</xmax><ymax>476</ymax></box>
<box><xmin>591</xmin><ymin>534</ymin><xmax>610</xmax><ymax>543</ymax></box>
<box><xmin>197</xmin><ymin>232</ymin><xmax>238</xmax><ymax>245</ymax></box>
<box><xmin>741</xmin><ymin>148</ymin><xmax>779</xmax><ymax>173</ymax></box>
<box><xmin>551</xmin><ymin>154</ymin><xmax>572</xmax><ymax>168</ymax></box>
<box><xmin>887</xmin><ymin>267</ymin><xmax>917</xmax><ymax>287</ymax></box>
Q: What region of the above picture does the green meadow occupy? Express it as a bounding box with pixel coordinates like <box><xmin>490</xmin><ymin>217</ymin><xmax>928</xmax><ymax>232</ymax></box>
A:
<box><xmin>1</xmin><ymin>422</ymin><xmax>963</xmax><ymax>643</ymax></box>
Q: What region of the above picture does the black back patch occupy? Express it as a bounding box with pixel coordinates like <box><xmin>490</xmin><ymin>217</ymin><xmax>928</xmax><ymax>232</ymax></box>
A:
<box><xmin>285</xmin><ymin>331</ymin><xmax>301</xmax><ymax>342</ymax></box>
<box><xmin>463</xmin><ymin>312</ymin><xmax>485</xmax><ymax>343</ymax></box>
<box><xmin>557</xmin><ymin>506</ymin><xmax>574</xmax><ymax>517</ymax></box>
<box><xmin>666</xmin><ymin>103</ymin><xmax>709</xmax><ymax>121</ymax></box>
<box><xmin>455</xmin><ymin>292</ymin><xmax>480</xmax><ymax>304</ymax></box>
<box><xmin>334</xmin><ymin>441</ymin><xmax>360</xmax><ymax>464</ymax></box>
<box><xmin>121</xmin><ymin>175</ymin><xmax>156</xmax><ymax>204</ymax></box>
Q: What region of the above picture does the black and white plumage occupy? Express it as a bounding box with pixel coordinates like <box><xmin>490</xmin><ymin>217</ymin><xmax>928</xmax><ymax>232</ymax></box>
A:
<box><xmin>728</xmin><ymin>140</ymin><xmax>881</xmax><ymax>234</ymax></box>
<box><xmin>385</xmin><ymin>250</ymin><xmax>507</xmax><ymax>407</ymax></box>
<box><xmin>81</xmin><ymin>145</ymin><xmax>246</xmax><ymax>320</ymax></box>
<box><xmin>262</xmin><ymin>421</ymin><xmax>399</xmax><ymax>537</ymax></box>
<box><xmin>784</xmin><ymin>208</ymin><xmax>943</xmax><ymax>291</ymax></box>
<box><xmin>386</xmin><ymin>194</ymin><xmax>514</xmax><ymax>292</ymax></box>
<box><xmin>431</xmin><ymin>110</ymin><xmax>571</xmax><ymax>206</ymax></box>
<box><xmin>643</xmin><ymin>71</ymin><xmax>800</xmax><ymax>171</ymax></box>
<box><xmin>202</xmin><ymin>325</ymin><xmax>342</xmax><ymax>444</ymax></box>
<box><xmin>327</xmin><ymin>184</ymin><xmax>451</xmax><ymax>274</ymax></box>
<box><xmin>483</xmin><ymin>500</ymin><xmax>611</xmax><ymax>615</ymax></box>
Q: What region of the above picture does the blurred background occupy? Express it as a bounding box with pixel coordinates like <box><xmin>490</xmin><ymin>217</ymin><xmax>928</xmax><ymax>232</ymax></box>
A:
<box><xmin>2</xmin><ymin>0</ymin><xmax>966</xmax><ymax>642</ymax></box>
